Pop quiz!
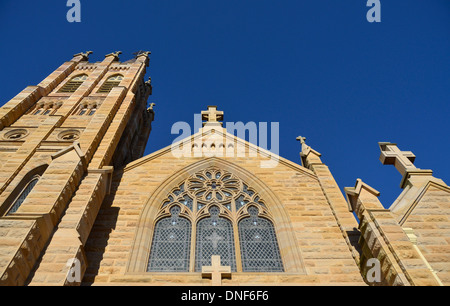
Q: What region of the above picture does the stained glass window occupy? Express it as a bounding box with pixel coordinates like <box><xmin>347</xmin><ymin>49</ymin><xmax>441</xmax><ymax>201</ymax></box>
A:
<box><xmin>195</xmin><ymin>206</ymin><xmax>236</xmax><ymax>272</ymax></box>
<box><xmin>239</xmin><ymin>206</ymin><xmax>284</xmax><ymax>272</ymax></box>
<box><xmin>147</xmin><ymin>206</ymin><xmax>191</xmax><ymax>272</ymax></box>
<box><xmin>147</xmin><ymin>167</ymin><xmax>284</xmax><ymax>273</ymax></box>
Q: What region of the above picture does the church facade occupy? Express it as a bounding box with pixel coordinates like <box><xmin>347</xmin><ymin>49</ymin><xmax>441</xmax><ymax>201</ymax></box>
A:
<box><xmin>0</xmin><ymin>52</ymin><xmax>448</xmax><ymax>286</ymax></box>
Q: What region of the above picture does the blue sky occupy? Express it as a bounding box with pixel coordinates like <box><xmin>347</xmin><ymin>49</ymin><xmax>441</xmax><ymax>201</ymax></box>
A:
<box><xmin>0</xmin><ymin>0</ymin><xmax>449</xmax><ymax>208</ymax></box>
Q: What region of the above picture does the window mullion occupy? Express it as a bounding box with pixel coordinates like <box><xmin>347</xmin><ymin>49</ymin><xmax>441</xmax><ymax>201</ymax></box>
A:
<box><xmin>232</xmin><ymin>220</ymin><xmax>243</xmax><ymax>272</ymax></box>
<box><xmin>189</xmin><ymin>219</ymin><xmax>197</xmax><ymax>273</ymax></box>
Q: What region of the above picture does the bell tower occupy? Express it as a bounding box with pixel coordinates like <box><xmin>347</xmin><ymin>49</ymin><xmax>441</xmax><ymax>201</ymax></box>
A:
<box><xmin>0</xmin><ymin>51</ymin><xmax>154</xmax><ymax>285</ymax></box>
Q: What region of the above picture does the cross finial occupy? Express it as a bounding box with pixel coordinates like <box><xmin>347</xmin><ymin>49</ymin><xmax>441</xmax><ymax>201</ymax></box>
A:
<box><xmin>201</xmin><ymin>255</ymin><xmax>231</xmax><ymax>286</ymax></box>
<box><xmin>201</xmin><ymin>106</ymin><xmax>224</xmax><ymax>126</ymax></box>
<box><xmin>147</xmin><ymin>103</ymin><xmax>156</xmax><ymax>111</ymax></box>
<box><xmin>296</xmin><ymin>136</ymin><xmax>310</xmax><ymax>153</ymax></box>
<box><xmin>296</xmin><ymin>136</ymin><xmax>306</xmax><ymax>145</ymax></box>
<box><xmin>296</xmin><ymin>135</ymin><xmax>322</xmax><ymax>168</ymax></box>
<box><xmin>379</xmin><ymin>142</ymin><xmax>416</xmax><ymax>176</ymax></box>
<box><xmin>379</xmin><ymin>142</ymin><xmax>433</xmax><ymax>188</ymax></box>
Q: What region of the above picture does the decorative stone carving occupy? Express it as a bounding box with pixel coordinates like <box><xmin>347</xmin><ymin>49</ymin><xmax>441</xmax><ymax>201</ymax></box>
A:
<box><xmin>57</xmin><ymin>129</ymin><xmax>81</xmax><ymax>141</ymax></box>
<box><xmin>3</xmin><ymin>129</ymin><xmax>29</xmax><ymax>140</ymax></box>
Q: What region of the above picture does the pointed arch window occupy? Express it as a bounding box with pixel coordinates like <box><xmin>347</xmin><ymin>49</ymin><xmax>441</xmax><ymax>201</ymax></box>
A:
<box><xmin>147</xmin><ymin>167</ymin><xmax>284</xmax><ymax>273</ymax></box>
<box><xmin>147</xmin><ymin>206</ymin><xmax>191</xmax><ymax>272</ymax></box>
<box><xmin>78</xmin><ymin>106</ymin><xmax>88</xmax><ymax>115</ymax></box>
<box><xmin>58</xmin><ymin>74</ymin><xmax>88</xmax><ymax>93</ymax></box>
<box><xmin>32</xmin><ymin>104</ymin><xmax>59</xmax><ymax>116</ymax></box>
<box><xmin>239</xmin><ymin>206</ymin><xmax>284</xmax><ymax>272</ymax></box>
<box><xmin>6</xmin><ymin>175</ymin><xmax>40</xmax><ymax>215</ymax></box>
<box><xmin>195</xmin><ymin>206</ymin><xmax>236</xmax><ymax>272</ymax></box>
<box><xmin>88</xmin><ymin>107</ymin><xmax>97</xmax><ymax>116</ymax></box>
<box><xmin>33</xmin><ymin>108</ymin><xmax>43</xmax><ymax>115</ymax></box>
<box><xmin>74</xmin><ymin>104</ymin><xmax>97</xmax><ymax>116</ymax></box>
<box><xmin>97</xmin><ymin>75</ymin><xmax>124</xmax><ymax>93</ymax></box>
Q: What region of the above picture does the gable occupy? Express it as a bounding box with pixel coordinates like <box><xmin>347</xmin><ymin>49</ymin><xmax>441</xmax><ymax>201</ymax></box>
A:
<box><xmin>401</xmin><ymin>182</ymin><xmax>450</xmax><ymax>285</ymax></box>
<box><xmin>397</xmin><ymin>182</ymin><xmax>450</xmax><ymax>226</ymax></box>
<box><xmin>122</xmin><ymin>127</ymin><xmax>316</xmax><ymax>179</ymax></box>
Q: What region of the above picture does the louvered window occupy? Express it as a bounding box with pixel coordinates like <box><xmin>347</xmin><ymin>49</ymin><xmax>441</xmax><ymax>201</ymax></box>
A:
<box><xmin>97</xmin><ymin>75</ymin><xmax>124</xmax><ymax>93</ymax></box>
<box><xmin>58</xmin><ymin>74</ymin><xmax>88</xmax><ymax>93</ymax></box>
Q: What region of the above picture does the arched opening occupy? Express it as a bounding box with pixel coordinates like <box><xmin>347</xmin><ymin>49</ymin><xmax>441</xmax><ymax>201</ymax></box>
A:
<box><xmin>127</xmin><ymin>158</ymin><xmax>305</xmax><ymax>274</ymax></box>
<box><xmin>195</xmin><ymin>205</ymin><xmax>236</xmax><ymax>272</ymax></box>
<box><xmin>147</xmin><ymin>205</ymin><xmax>192</xmax><ymax>272</ymax></box>
<box><xmin>0</xmin><ymin>164</ymin><xmax>48</xmax><ymax>216</ymax></box>
<box><xmin>238</xmin><ymin>205</ymin><xmax>284</xmax><ymax>272</ymax></box>
<box><xmin>97</xmin><ymin>74</ymin><xmax>124</xmax><ymax>93</ymax></box>
<box><xmin>58</xmin><ymin>74</ymin><xmax>88</xmax><ymax>93</ymax></box>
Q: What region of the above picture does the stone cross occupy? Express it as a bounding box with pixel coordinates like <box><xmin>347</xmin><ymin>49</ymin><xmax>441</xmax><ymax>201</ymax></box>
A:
<box><xmin>379</xmin><ymin>142</ymin><xmax>416</xmax><ymax>176</ymax></box>
<box><xmin>296</xmin><ymin>136</ymin><xmax>306</xmax><ymax>145</ymax></box>
<box><xmin>201</xmin><ymin>106</ymin><xmax>224</xmax><ymax>123</ymax></box>
<box><xmin>296</xmin><ymin>136</ymin><xmax>309</xmax><ymax>153</ymax></box>
<box><xmin>201</xmin><ymin>255</ymin><xmax>231</xmax><ymax>286</ymax></box>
